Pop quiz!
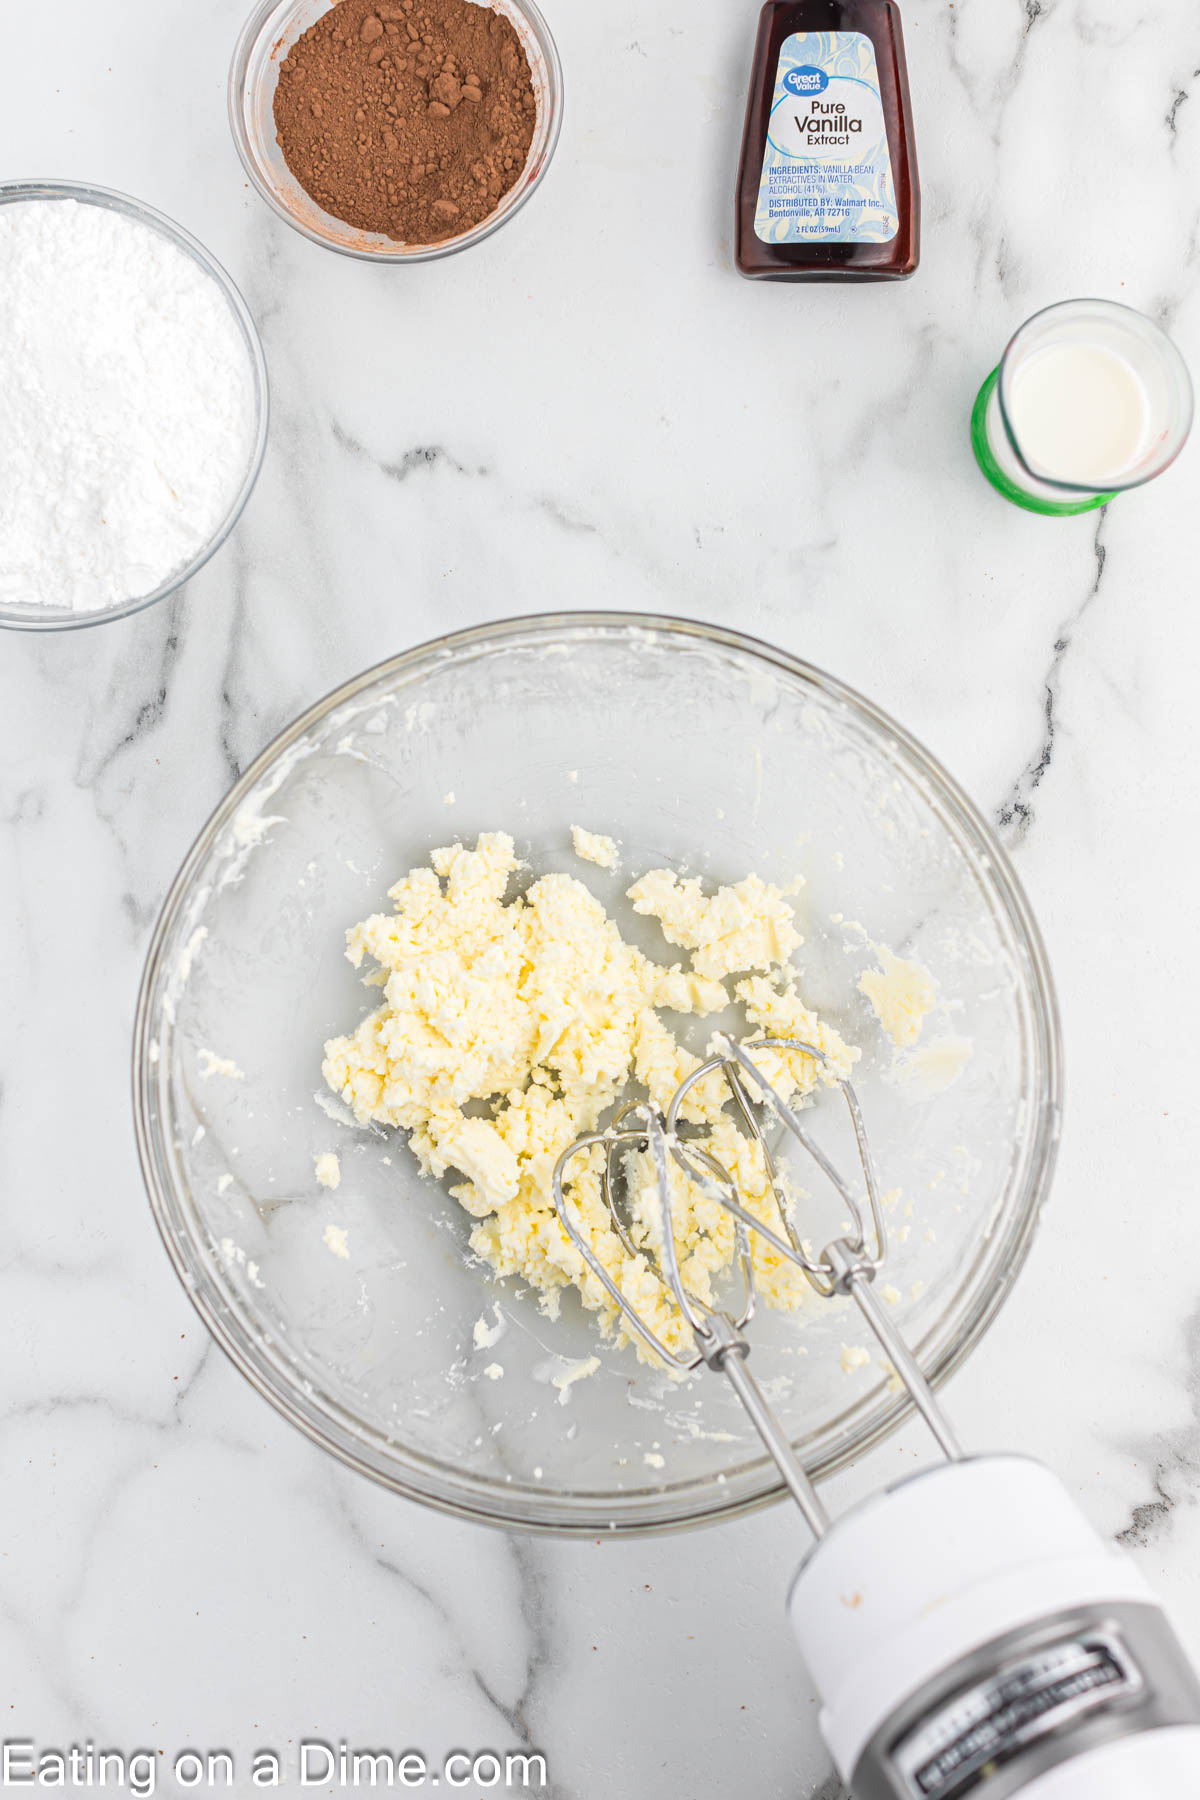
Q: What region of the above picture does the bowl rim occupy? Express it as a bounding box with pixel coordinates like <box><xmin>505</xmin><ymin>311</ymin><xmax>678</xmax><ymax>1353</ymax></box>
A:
<box><xmin>132</xmin><ymin>610</ymin><xmax>1063</xmax><ymax>1536</ymax></box>
<box><xmin>0</xmin><ymin>178</ymin><xmax>270</xmax><ymax>634</ymax></box>
<box><xmin>227</xmin><ymin>0</ymin><xmax>564</xmax><ymax>263</ymax></box>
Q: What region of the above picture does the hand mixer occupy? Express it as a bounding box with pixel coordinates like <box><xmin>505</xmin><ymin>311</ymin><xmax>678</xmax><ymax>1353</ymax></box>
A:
<box><xmin>552</xmin><ymin>1037</ymin><xmax>1200</xmax><ymax>1799</ymax></box>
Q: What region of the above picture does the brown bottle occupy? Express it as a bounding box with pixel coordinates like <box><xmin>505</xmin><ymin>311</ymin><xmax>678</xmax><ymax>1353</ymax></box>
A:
<box><xmin>735</xmin><ymin>1</ymin><xmax>919</xmax><ymax>281</ymax></box>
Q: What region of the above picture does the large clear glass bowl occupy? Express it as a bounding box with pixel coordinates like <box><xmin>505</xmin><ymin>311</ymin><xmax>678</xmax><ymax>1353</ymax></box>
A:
<box><xmin>229</xmin><ymin>0</ymin><xmax>563</xmax><ymax>261</ymax></box>
<box><xmin>0</xmin><ymin>180</ymin><xmax>269</xmax><ymax>634</ymax></box>
<box><xmin>133</xmin><ymin>614</ymin><xmax>1061</xmax><ymax>1534</ymax></box>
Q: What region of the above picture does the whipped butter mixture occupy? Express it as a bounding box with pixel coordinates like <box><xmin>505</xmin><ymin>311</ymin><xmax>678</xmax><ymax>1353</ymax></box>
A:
<box><xmin>857</xmin><ymin>945</ymin><xmax>935</xmax><ymax>1049</ymax></box>
<box><xmin>322</xmin><ymin>832</ymin><xmax>856</xmax><ymax>1361</ymax></box>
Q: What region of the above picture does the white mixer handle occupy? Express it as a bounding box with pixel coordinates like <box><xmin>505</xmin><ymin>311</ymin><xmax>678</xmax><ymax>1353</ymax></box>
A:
<box><xmin>786</xmin><ymin>1455</ymin><xmax>1200</xmax><ymax>1799</ymax></box>
<box><xmin>1016</xmin><ymin>1725</ymin><xmax>1200</xmax><ymax>1795</ymax></box>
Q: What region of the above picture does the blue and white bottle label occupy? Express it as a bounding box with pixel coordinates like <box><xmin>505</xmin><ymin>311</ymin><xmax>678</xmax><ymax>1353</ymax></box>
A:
<box><xmin>754</xmin><ymin>31</ymin><xmax>899</xmax><ymax>244</ymax></box>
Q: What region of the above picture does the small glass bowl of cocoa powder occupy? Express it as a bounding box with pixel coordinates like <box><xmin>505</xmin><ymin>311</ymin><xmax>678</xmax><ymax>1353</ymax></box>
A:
<box><xmin>230</xmin><ymin>0</ymin><xmax>561</xmax><ymax>260</ymax></box>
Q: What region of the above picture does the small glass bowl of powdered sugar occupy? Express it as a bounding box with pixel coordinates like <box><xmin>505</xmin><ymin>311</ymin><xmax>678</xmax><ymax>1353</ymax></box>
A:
<box><xmin>0</xmin><ymin>180</ymin><xmax>269</xmax><ymax>631</ymax></box>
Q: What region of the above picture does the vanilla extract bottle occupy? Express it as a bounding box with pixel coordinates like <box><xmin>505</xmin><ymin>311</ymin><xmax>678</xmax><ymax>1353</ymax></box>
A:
<box><xmin>735</xmin><ymin>0</ymin><xmax>919</xmax><ymax>281</ymax></box>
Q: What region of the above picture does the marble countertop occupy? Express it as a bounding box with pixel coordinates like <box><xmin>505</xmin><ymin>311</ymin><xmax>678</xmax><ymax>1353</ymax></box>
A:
<box><xmin>3</xmin><ymin>1</ymin><xmax>1199</xmax><ymax>1794</ymax></box>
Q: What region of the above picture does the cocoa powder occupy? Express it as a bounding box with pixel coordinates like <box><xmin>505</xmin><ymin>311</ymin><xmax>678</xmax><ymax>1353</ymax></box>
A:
<box><xmin>273</xmin><ymin>0</ymin><xmax>537</xmax><ymax>245</ymax></box>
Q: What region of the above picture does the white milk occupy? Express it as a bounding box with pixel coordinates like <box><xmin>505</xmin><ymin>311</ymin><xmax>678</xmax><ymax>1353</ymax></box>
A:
<box><xmin>1006</xmin><ymin>341</ymin><xmax>1150</xmax><ymax>486</ymax></box>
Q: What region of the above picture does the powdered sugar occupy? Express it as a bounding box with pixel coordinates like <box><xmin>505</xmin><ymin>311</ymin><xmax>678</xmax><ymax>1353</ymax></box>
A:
<box><xmin>0</xmin><ymin>197</ymin><xmax>258</xmax><ymax>613</ymax></box>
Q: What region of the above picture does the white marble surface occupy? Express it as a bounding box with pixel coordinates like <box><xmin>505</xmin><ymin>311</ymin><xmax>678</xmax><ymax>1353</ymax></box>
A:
<box><xmin>3</xmin><ymin>0</ymin><xmax>1200</xmax><ymax>1794</ymax></box>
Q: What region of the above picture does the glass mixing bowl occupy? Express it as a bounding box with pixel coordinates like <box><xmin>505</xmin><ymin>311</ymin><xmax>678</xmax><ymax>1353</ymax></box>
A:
<box><xmin>133</xmin><ymin>614</ymin><xmax>1061</xmax><ymax>1534</ymax></box>
<box><xmin>0</xmin><ymin>180</ymin><xmax>269</xmax><ymax>633</ymax></box>
<box><xmin>229</xmin><ymin>0</ymin><xmax>563</xmax><ymax>261</ymax></box>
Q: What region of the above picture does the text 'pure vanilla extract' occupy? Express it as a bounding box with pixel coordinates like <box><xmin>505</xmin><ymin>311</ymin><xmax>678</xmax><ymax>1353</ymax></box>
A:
<box><xmin>735</xmin><ymin>0</ymin><xmax>919</xmax><ymax>281</ymax></box>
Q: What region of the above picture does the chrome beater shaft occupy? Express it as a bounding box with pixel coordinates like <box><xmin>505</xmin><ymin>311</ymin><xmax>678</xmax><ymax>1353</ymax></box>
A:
<box><xmin>551</xmin><ymin>1035</ymin><xmax>961</xmax><ymax>1535</ymax></box>
<box><xmin>554</xmin><ymin>1044</ymin><xmax>1200</xmax><ymax>1797</ymax></box>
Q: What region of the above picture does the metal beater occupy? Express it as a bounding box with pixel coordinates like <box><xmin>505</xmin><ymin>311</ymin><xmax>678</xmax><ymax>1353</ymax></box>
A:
<box><xmin>552</xmin><ymin>1037</ymin><xmax>1200</xmax><ymax>1800</ymax></box>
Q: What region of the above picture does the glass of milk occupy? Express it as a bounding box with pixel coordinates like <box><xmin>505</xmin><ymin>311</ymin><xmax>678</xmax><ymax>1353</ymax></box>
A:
<box><xmin>971</xmin><ymin>298</ymin><xmax>1192</xmax><ymax>515</ymax></box>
